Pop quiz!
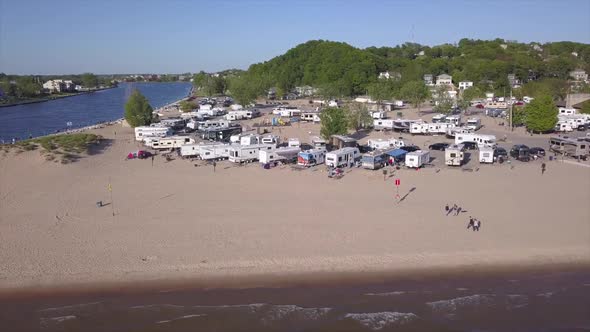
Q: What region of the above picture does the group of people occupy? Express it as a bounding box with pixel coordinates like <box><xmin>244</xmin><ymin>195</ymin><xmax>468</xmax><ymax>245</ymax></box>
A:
<box><xmin>445</xmin><ymin>203</ymin><xmax>483</xmax><ymax>232</ymax></box>
<box><xmin>467</xmin><ymin>217</ymin><xmax>482</xmax><ymax>231</ymax></box>
<box><xmin>445</xmin><ymin>203</ymin><xmax>463</xmax><ymax>216</ymax></box>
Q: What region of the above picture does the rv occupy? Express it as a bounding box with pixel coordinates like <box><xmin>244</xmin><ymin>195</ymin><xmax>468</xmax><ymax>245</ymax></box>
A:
<box><xmin>148</xmin><ymin>136</ymin><xmax>195</xmax><ymax>150</ymax></box>
<box><xmin>330</xmin><ymin>135</ymin><xmax>358</xmax><ymax>149</ymax></box>
<box><xmin>325</xmin><ymin>147</ymin><xmax>360</xmax><ymax>168</ymax></box>
<box><xmin>373</xmin><ymin>119</ymin><xmax>395</xmax><ymax>131</ymax></box>
<box><xmin>200</xmin><ymin>126</ymin><xmax>243</xmax><ymax>142</ymax></box>
<box><xmin>196</xmin><ymin>144</ymin><xmax>231</xmax><ymax>160</ymax></box>
<box><xmin>446</xmin><ymin>126</ymin><xmax>473</xmax><ymax>138</ymax></box>
<box><xmin>405</xmin><ymin>150</ymin><xmax>430</xmax><ymax>168</ymax></box>
<box><xmin>225</xmin><ymin>109</ymin><xmax>259</xmax><ymax>121</ymax></box>
<box><xmin>361</xmin><ymin>148</ymin><xmax>394</xmax><ymax>170</ymax></box>
<box><xmin>228</xmin><ymin>144</ymin><xmax>275</xmax><ymax>163</ymax></box>
<box><xmin>259</xmin><ymin>146</ymin><xmax>301</xmax><ymax>164</ymax></box>
<box><xmin>554</xmin><ymin>121</ymin><xmax>573</xmax><ymax>132</ymax></box>
<box><xmin>479</xmin><ymin>146</ymin><xmax>494</xmax><ymax>164</ymax></box>
<box><xmin>445</xmin><ymin>115</ymin><xmax>462</xmax><ymax>126</ymax></box>
<box><xmin>301</xmin><ymin>112</ymin><xmax>321</xmax><ymax>122</ymax></box>
<box><xmin>465</xmin><ymin>118</ymin><xmax>482</xmax><ymax>131</ymax></box>
<box><xmin>455</xmin><ymin>133</ymin><xmax>496</xmax><ymax>148</ymax></box>
<box><xmin>485</xmin><ymin>101</ymin><xmax>508</xmax><ymax>109</ymax></box>
<box><xmin>393</xmin><ymin>119</ymin><xmax>424</xmax><ymax>131</ymax></box>
<box><xmin>410</xmin><ymin>122</ymin><xmax>429</xmax><ymax>134</ymax></box>
<box><xmin>197</xmin><ymin>119</ymin><xmax>231</xmax><ymax>131</ymax></box>
<box><xmin>288</xmin><ymin>138</ymin><xmax>301</xmax><ymax>147</ymax></box>
<box><xmin>297</xmin><ymin>148</ymin><xmax>327</xmax><ymax>167</ymax></box>
<box><xmin>445</xmin><ymin>144</ymin><xmax>465</xmax><ymax>166</ymax></box>
<box><xmin>409</xmin><ymin>122</ymin><xmax>453</xmax><ymax>135</ymax></box>
<box><xmin>549</xmin><ymin>137</ymin><xmax>588</xmax><ymax>159</ymax></box>
<box><xmin>311</xmin><ymin>136</ymin><xmax>327</xmax><ymax>148</ymax></box>
<box><xmin>367</xmin><ymin>138</ymin><xmax>405</xmax><ymax>150</ymax></box>
<box><xmin>158</xmin><ymin>118</ymin><xmax>186</xmax><ymax>130</ymax></box>
<box><xmin>558</xmin><ymin>107</ymin><xmax>577</xmax><ymax>116</ymax></box>
<box><xmin>432</xmin><ymin>114</ymin><xmax>447</xmax><ymax>123</ymax></box>
<box><xmin>371</xmin><ymin>111</ymin><xmax>386</xmax><ymax>119</ymax></box>
<box><xmin>272</xmin><ymin>107</ymin><xmax>301</xmax><ymax>117</ymax></box>
<box><xmin>134</xmin><ymin>126</ymin><xmax>172</xmax><ymax>141</ymax></box>
<box><xmin>240</xmin><ymin>134</ymin><xmax>261</xmax><ymax>145</ymax></box>
<box><xmin>261</xmin><ymin>135</ymin><xmax>280</xmax><ymax>145</ymax></box>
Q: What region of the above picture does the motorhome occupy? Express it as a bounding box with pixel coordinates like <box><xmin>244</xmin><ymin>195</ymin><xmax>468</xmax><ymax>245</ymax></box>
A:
<box><xmin>134</xmin><ymin>126</ymin><xmax>172</xmax><ymax>141</ymax></box>
<box><xmin>432</xmin><ymin>114</ymin><xmax>447</xmax><ymax>123</ymax></box>
<box><xmin>261</xmin><ymin>135</ymin><xmax>280</xmax><ymax>145</ymax></box>
<box><xmin>311</xmin><ymin>136</ymin><xmax>327</xmax><ymax>148</ymax></box>
<box><xmin>405</xmin><ymin>150</ymin><xmax>430</xmax><ymax>168</ymax></box>
<box><xmin>455</xmin><ymin>133</ymin><xmax>496</xmax><ymax>148</ymax></box>
<box><xmin>558</xmin><ymin>107</ymin><xmax>577</xmax><ymax>116</ymax></box>
<box><xmin>330</xmin><ymin>135</ymin><xmax>358</xmax><ymax>149</ymax></box>
<box><xmin>197</xmin><ymin>119</ymin><xmax>231</xmax><ymax>131</ymax></box>
<box><xmin>479</xmin><ymin>146</ymin><xmax>494</xmax><ymax>163</ymax></box>
<box><xmin>200</xmin><ymin>126</ymin><xmax>242</xmax><ymax>142</ymax></box>
<box><xmin>554</xmin><ymin>121</ymin><xmax>573</xmax><ymax>132</ymax></box>
<box><xmin>466</xmin><ymin>118</ymin><xmax>482</xmax><ymax>131</ymax></box>
<box><xmin>297</xmin><ymin>148</ymin><xmax>326</xmax><ymax>167</ymax></box>
<box><xmin>148</xmin><ymin>136</ymin><xmax>195</xmax><ymax>150</ymax></box>
<box><xmin>445</xmin><ymin>144</ymin><xmax>465</xmax><ymax>166</ymax></box>
<box><xmin>225</xmin><ymin>109</ymin><xmax>259</xmax><ymax>121</ymax></box>
<box><xmin>367</xmin><ymin>138</ymin><xmax>405</xmax><ymax>150</ymax></box>
<box><xmin>228</xmin><ymin>144</ymin><xmax>275</xmax><ymax>163</ymax></box>
<box><xmin>393</xmin><ymin>119</ymin><xmax>424</xmax><ymax>131</ymax></box>
<box><xmin>373</xmin><ymin>119</ymin><xmax>395</xmax><ymax>131</ymax></box>
<box><xmin>361</xmin><ymin>148</ymin><xmax>394</xmax><ymax>170</ymax></box>
<box><xmin>197</xmin><ymin>144</ymin><xmax>231</xmax><ymax>160</ymax></box>
<box><xmin>446</xmin><ymin>126</ymin><xmax>473</xmax><ymax>138</ymax></box>
<box><xmin>301</xmin><ymin>112</ymin><xmax>321</xmax><ymax>122</ymax></box>
<box><xmin>325</xmin><ymin>147</ymin><xmax>360</xmax><ymax>168</ymax></box>
<box><xmin>549</xmin><ymin>137</ymin><xmax>588</xmax><ymax>159</ymax></box>
<box><xmin>272</xmin><ymin>107</ymin><xmax>301</xmax><ymax>117</ymax></box>
<box><xmin>158</xmin><ymin>118</ymin><xmax>186</xmax><ymax>130</ymax></box>
<box><xmin>445</xmin><ymin>115</ymin><xmax>462</xmax><ymax>126</ymax></box>
<box><xmin>288</xmin><ymin>138</ymin><xmax>301</xmax><ymax>147</ymax></box>
<box><xmin>259</xmin><ymin>146</ymin><xmax>301</xmax><ymax>164</ymax></box>
<box><xmin>371</xmin><ymin>111</ymin><xmax>386</xmax><ymax>119</ymax></box>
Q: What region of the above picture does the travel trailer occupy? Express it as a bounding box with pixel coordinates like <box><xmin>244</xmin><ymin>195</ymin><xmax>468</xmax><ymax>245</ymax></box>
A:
<box><xmin>134</xmin><ymin>126</ymin><xmax>171</xmax><ymax>141</ymax></box>
<box><xmin>259</xmin><ymin>146</ymin><xmax>301</xmax><ymax>164</ymax></box>
<box><xmin>240</xmin><ymin>134</ymin><xmax>261</xmax><ymax>145</ymax></box>
<box><xmin>445</xmin><ymin>144</ymin><xmax>465</xmax><ymax>166</ymax></box>
<box><xmin>311</xmin><ymin>136</ymin><xmax>327</xmax><ymax>148</ymax></box>
<box><xmin>272</xmin><ymin>107</ymin><xmax>301</xmax><ymax>117</ymax></box>
<box><xmin>410</xmin><ymin>122</ymin><xmax>453</xmax><ymax>135</ymax></box>
<box><xmin>297</xmin><ymin>148</ymin><xmax>327</xmax><ymax>167</ymax></box>
<box><xmin>393</xmin><ymin>119</ymin><xmax>424</xmax><ymax>131</ymax></box>
<box><xmin>180</xmin><ymin>143</ymin><xmax>228</xmax><ymax>159</ymax></box>
<box><xmin>466</xmin><ymin>118</ymin><xmax>482</xmax><ymax>131</ymax></box>
<box><xmin>446</xmin><ymin>126</ymin><xmax>473</xmax><ymax>138</ymax></box>
<box><xmin>367</xmin><ymin>138</ymin><xmax>405</xmax><ymax>150</ymax></box>
<box><xmin>158</xmin><ymin>118</ymin><xmax>186</xmax><ymax>130</ymax></box>
<box><xmin>301</xmin><ymin>112</ymin><xmax>321</xmax><ymax>123</ymax></box>
<box><xmin>485</xmin><ymin>101</ymin><xmax>508</xmax><ymax>109</ymax></box>
<box><xmin>455</xmin><ymin>133</ymin><xmax>496</xmax><ymax>148</ymax></box>
<box><xmin>228</xmin><ymin>144</ymin><xmax>275</xmax><ymax>163</ymax></box>
<box><xmin>373</xmin><ymin>119</ymin><xmax>395</xmax><ymax>131</ymax></box>
<box><xmin>225</xmin><ymin>109</ymin><xmax>259</xmax><ymax>121</ymax></box>
<box><xmin>200</xmin><ymin>126</ymin><xmax>242</xmax><ymax>142</ymax></box>
<box><xmin>405</xmin><ymin>150</ymin><xmax>430</xmax><ymax>168</ymax></box>
<box><xmin>554</xmin><ymin>121</ymin><xmax>573</xmax><ymax>132</ymax></box>
<box><xmin>330</xmin><ymin>135</ymin><xmax>358</xmax><ymax>149</ymax></box>
<box><xmin>288</xmin><ymin>138</ymin><xmax>301</xmax><ymax>147</ymax></box>
<box><xmin>371</xmin><ymin>111</ymin><xmax>386</xmax><ymax>119</ymax></box>
<box><xmin>261</xmin><ymin>135</ymin><xmax>280</xmax><ymax>145</ymax></box>
<box><xmin>479</xmin><ymin>146</ymin><xmax>494</xmax><ymax>163</ymax></box>
<box><xmin>432</xmin><ymin>114</ymin><xmax>447</xmax><ymax>123</ymax></box>
<box><xmin>410</xmin><ymin>122</ymin><xmax>429</xmax><ymax>134</ymax></box>
<box><xmin>361</xmin><ymin>148</ymin><xmax>394</xmax><ymax>170</ymax></box>
<box><xmin>445</xmin><ymin>115</ymin><xmax>462</xmax><ymax>126</ymax></box>
<box><xmin>549</xmin><ymin>137</ymin><xmax>588</xmax><ymax>159</ymax></box>
<box><xmin>148</xmin><ymin>136</ymin><xmax>195</xmax><ymax>150</ymax></box>
<box><xmin>197</xmin><ymin>119</ymin><xmax>231</xmax><ymax>131</ymax></box>
<box><xmin>325</xmin><ymin>147</ymin><xmax>360</xmax><ymax>168</ymax></box>
<box><xmin>558</xmin><ymin>107</ymin><xmax>577</xmax><ymax>116</ymax></box>
<box><xmin>557</xmin><ymin>115</ymin><xmax>589</xmax><ymax>130</ymax></box>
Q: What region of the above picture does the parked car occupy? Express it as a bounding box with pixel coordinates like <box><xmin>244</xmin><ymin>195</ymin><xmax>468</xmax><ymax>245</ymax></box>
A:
<box><xmin>461</xmin><ymin>142</ymin><xmax>478</xmax><ymax>150</ymax></box>
<box><xmin>510</xmin><ymin>144</ymin><xmax>531</xmax><ymax>162</ymax></box>
<box><xmin>475</xmin><ymin>104</ymin><xmax>484</xmax><ymax>109</ymax></box>
<box><xmin>494</xmin><ymin>147</ymin><xmax>508</xmax><ymax>159</ymax></box>
<box><xmin>400</xmin><ymin>145</ymin><xmax>420</xmax><ymax>153</ymax></box>
<box><xmin>529</xmin><ymin>147</ymin><xmax>546</xmax><ymax>157</ymax></box>
<box><xmin>127</xmin><ymin>150</ymin><xmax>152</xmax><ymax>160</ymax></box>
<box><xmin>428</xmin><ymin>142</ymin><xmax>450</xmax><ymax>151</ymax></box>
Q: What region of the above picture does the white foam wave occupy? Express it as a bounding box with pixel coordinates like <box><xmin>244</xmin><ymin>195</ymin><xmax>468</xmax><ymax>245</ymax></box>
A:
<box><xmin>129</xmin><ymin>304</ymin><xmax>184</xmax><ymax>310</ymax></box>
<box><xmin>364</xmin><ymin>291</ymin><xmax>406</xmax><ymax>296</ymax></box>
<box><xmin>192</xmin><ymin>303</ymin><xmax>266</xmax><ymax>314</ymax></box>
<box><xmin>38</xmin><ymin>302</ymin><xmax>101</xmax><ymax>312</ymax></box>
<box><xmin>40</xmin><ymin>315</ymin><xmax>77</xmax><ymax>326</ymax></box>
<box><xmin>156</xmin><ymin>314</ymin><xmax>206</xmax><ymax>324</ymax></box>
<box><xmin>427</xmin><ymin>294</ymin><xmax>495</xmax><ymax>313</ymax></box>
<box><xmin>344</xmin><ymin>312</ymin><xmax>419</xmax><ymax>330</ymax></box>
<box><xmin>537</xmin><ymin>292</ymin><xmax>554</xmax><ymax>298</ymax></box>
<box><xmin>262</xmin><ymin>305</ymin><xmax>331</xmax><ymax>323</ymax></box>
<box><xmin>506</xmin><ymin>294</ymin><xmax>529</xmax><ymax>309</ymax></box>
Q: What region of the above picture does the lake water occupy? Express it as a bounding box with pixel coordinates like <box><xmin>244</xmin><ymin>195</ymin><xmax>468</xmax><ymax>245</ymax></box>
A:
<box><xmin>1</xmin><ymin>266</ymin><xmax>589</xmax><ymax>332</ymax></box>
<box><xmin>0</xmin><ymin>82</ymin><xmax>192</xmax><ymax>142</ymax></box>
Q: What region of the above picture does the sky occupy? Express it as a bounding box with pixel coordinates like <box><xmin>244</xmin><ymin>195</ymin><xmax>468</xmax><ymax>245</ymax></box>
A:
<box><xmin>1</xmin><ymin>0</ymin><xmax>589</xmax><ymax>75</ymax></box>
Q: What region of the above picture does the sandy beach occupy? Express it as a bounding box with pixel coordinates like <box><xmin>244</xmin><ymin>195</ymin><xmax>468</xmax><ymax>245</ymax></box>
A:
<box><xmin>1</xmin><ymin>105</ymin><xmax>589</xmax><ymax>292</ymax></box>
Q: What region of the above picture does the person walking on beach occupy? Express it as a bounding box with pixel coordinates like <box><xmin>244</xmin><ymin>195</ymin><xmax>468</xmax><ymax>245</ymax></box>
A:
<box><xmin>151</xmin><ymin>155</ymin><xmax>154</xmax><ymax>167</ymax></box>
<box><xmin>541</xmin><ymin>163</ymin><xmax>546</xmax><ymax>175</ymax></box>
<box><xmin>213</xmin><ymin>161</ymin><xmax>217</xmax><ymax>173</ymax></box>
<box><xmin>467</xmin><ymin>217</ymin><xmax>474</xmax><ymax>230</ymax></box>
<box><xmin>445</xmin><ymin>204</ymin><xmax>450</xmax><ymax>215</ymax></box>
<box><xmin>455</xmin><ymin>206</ymin><xmax>462</xmax><ymax>216</ymax></box>
<box><xmin>474</xmin><ymin>219</ymin><xmax>481</xmax><ymax>231</ymax></box>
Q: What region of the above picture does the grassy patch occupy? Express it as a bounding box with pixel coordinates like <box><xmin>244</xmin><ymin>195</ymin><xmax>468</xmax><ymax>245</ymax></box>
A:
<box><xmin>6</xmin><ymin>133</ymin><xmax>102</xmax><ymax>163</ymax></box>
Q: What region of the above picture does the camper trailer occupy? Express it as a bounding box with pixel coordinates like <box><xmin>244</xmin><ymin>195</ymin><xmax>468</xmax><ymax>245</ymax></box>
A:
<box><xmin>288</xmin><ymin>138</ymin><xmax>301</xmax><ymax>147</ymax></box>
<box><xmin>361</xmin><ymin>148</ymin><xmax>394</xmax><ymax>170</ymax></box>
<box><xmin>228</xmin><ymin>144</ymin><xmax>275</xmax><ymax>163</ymax></box>
<box><xmin>297</xmin><ymin>148</ymin><xmax>326</xmax><ymax>167</ymax></box>
<box><xmin>272</xmin><ymin>107</ymin><xmax>301</xmax><ymax>117</ymax></box>
<box><xmin>330</xmin><ymin>135</ymin><xmax>358</xmax><ymax>149</ymax></box>
<box><xmin>367</xmin><ymin>138</ymin><xmax>405</xmax><ymax>150</ymax></box>
<box><xmin>405</xmin><ymin>150</ymin><xmax>430</xmax><ymax>168</ymax></box>
<box><xmin>311</xmin><ymin>136</ymin><xmax>327</xmax><ymax>148</ymax></box>
<box><xmin>466</xmin><ymin>118</ymin><xmax>482</xmax><ymax>131</ymax></box>
<box><xmin>259</xmin><ymin>146</ymin><xmax>301</xmax><ymax>164</ymax></box>
<box><xmin>446</xmin><ymin>126</ymin><xmax>473</xmax><ymax>138</ymax></box>
<box><xmin>373</xmin><ymin>119</ymin><xmax>395</xmax><ymax>131</ymax></box>
<box><xmin>261</xmin><ymin>135</ymin><xmax>280</xmax><ymax>145</ymax></box>
<box><xmin>445</xmin><ymin>144</ymin><xmax>465</xmax><ymax>166</ymax></box>
<box><xmin>301</xmin><ymin>112</ymin><xmax>321</xmax><ymax>122</ymax></box>
<box><xmin>554</xmin><ymin>121</ymin><xmax>573</xmax><ymax>132</ymax></box>
<box><xmin>455</xmin><ymin>133</ymin><xmax>496</xmax><ymax>148</ymax></box>
<box><xmin>393</xmin><ymin>119</ymin><xmax>424</xmax><ymax>131</ymax></box>
<box><xmin>325</xmin><ymin>147</ymin><xmax>360</xmax><ymax>168</ymax></box>
<box><xmin>200</xmin><ymin>126</ymin><xmax>242</xmax><ymax>142</ymax></box>
<box><xmin>134</xmin><ymin>126</ymin><xmax>172</xmax><ymax>141</ymax></box>
<box><xmin>549</xmin><ymin>137</ymin><xmax>588</xmax><ymax>159</ymax></box>
<box><xmin>148</xmin><ymin>136</ymin><xmax>195</xmax><ymax>150</ymax></box>
<box><xmin>158</xmin><ymin>118</ymin><xmax>186</xmax><ymax>130</ymax></box>
<box><xmin>197</xmin><ymin>119</ymin><xmax>231</xmax><ymax>131</ymax></box>
<box><xmin>432</xmin><ymin>114</ymin><xmax>447</xmax><ymax>123</ymax></box>
<box><xmin>225</xmin><ymin>109</ymin><xmax>259</xmax><ymax>121</ymax></box>
<box><xmin>410</xmin><ymin>122</ymin><xmax>429</xmax><ymax>134</ymax></box>
<box><xmin>445</xmin><ymin>115</ymin><xmax>462</xmax><ymax>126</ymax></box>
<box><xmin>558</xmin><ymin>107</ymin><xmax>577</xmax><ymax>116</ymax></box>
<box><xmin>479</xmin><ymin>146</ymin><xmax>494</xmax><ymax>164</ymax></box>
<box><xmin>180</xmin><ymin>143</ymin><xmax>228</xmax><ymax>159</ymax></box>
<box><xmin>371</xmin><ymin>111</ymin><xmax>386</xmax><ymax>119</ymax></box>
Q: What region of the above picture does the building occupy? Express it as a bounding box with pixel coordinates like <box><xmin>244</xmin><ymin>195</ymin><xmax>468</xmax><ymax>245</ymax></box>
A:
<box><xmin>458</xmin><ymin>81</ymin><xmax>473</xmax><ymax>90</ymax></box>
<box><xmin>570</xmin><ymin>69</ymin><xmax>588</xmax><ymax>82</ymax></box>
<box><xmin>436</xmin><ymin>74</ymin><xmax>453</xmax><ymax>86</ymax></box>
<box><xmin>423</xmin><ymin>74</ymin><xmax>434</xmax><ymax>86</ymax></box>
<box><xmin>378</xmin><ymin>71</ymin><xmax>401</xmax><ymax>80</ymax></box>
<box><xmin>43</xmin><ymin>80</ymin><xmax>75</xmax><ymax>93</ymax></box>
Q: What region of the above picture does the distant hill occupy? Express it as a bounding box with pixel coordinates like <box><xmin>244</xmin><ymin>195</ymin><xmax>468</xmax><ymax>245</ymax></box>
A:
<box><xmin>244</xmin><ymin>39</ymin><xmax>590</xmax><ymax>96</ymax></box>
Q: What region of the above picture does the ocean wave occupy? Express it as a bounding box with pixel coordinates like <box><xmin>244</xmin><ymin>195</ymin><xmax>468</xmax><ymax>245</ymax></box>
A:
<box><xmin>192</xmin><ymin>303</ymin><xmax>266</xmax><ymax>314</ymax></box>
<box><xmin>261</xmin><ymin>305</ymin><xmax>332</xmax><ymax>323</ymax></box>
<box><xmin>364</xmin><ymin>291</ymin><xmax>406</xmax><ymax>296</ymax></box>
<box><xmin>506</xmin><ymin>294</ymin><xmax>529</xmax><ymax>309</ymax></box>
<box><xmin>427</xmin><ymin>294</ymin><xmax>495</xmax><ymax>314</ymax></box>
<box><xmin>156</xmin><ymin>314</ymin><xmax>206</xmax><ymax>324</ymax></box>
<box><xmin>129</xmin><ymin>304</ymin><xmax>184</xmax><ymax>310</ymax></box>
<box><xmin>40</xmin><ymin>315</ymin><xmax>77</xmax><ymax>327</ymax></box>
<box><xmin>344</xmin><ymin>312</ymin><xmax>419</xmax><ymax>330</ymax></box>
<box><xmin>537</xmin><ymin>292</ymin><xmax>554</xmax><ymax>298</ymax></box>
<box><xmin>38</xmin><ymin>302</ymin><xmax>101</xmax><ymax>312</ymax></box>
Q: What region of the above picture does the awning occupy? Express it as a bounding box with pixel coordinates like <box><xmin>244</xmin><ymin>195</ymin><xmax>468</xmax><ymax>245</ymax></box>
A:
<box><xmin>387</xmin><ymin>149</ymin><xmax>407</xmax><ymax>158</ymax></box>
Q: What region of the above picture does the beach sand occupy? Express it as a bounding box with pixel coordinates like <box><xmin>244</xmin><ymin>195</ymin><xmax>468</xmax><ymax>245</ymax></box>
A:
<box><xmin>1</xmin><ymin>106</ymin><xmax>589</xmax><ymax>292</ymax></box>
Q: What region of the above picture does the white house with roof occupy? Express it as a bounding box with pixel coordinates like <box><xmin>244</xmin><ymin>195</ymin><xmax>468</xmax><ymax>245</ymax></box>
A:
<box><xmin>436</xmin><ymin>74</ymin><xmax>453</xmax><ymax>86</ymax></box>
<box><xmin>43</xmin><ymin>80</ymin><xmax>76</xmax><ymax>93</ymax></box>
<box><xmin>378</xmin><ymin>71</ymin><xmax>401</xmax><ymax>80</ymax></box>
<box><xmin>570</xmin><ymin>69</ymin><xmax>588</xmax><ymax>82</ymax></box>
<box><xmin>458</xmin><ymin>81</ymin><xmax>473</xmax><ymax>90</ymax></box>
<box><xmin>423</xmin><ymin>74</ymin><xmax>434</xmax><ymax>86</ymax></box>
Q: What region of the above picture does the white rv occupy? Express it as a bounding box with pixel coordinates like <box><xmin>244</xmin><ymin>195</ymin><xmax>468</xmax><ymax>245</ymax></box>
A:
<box><xmin>288</xmin><ymin>138</ymin><xmax>301</xmax><ymax>147</ymax></box>
<box><xmin>373</xmin><ymin>119</ymin><xmax>395</xmax><ymax>131</ymax></box>
<box><xmin>432</xmin><ymin>114</ymin><xmax>447</xmax><ymax>123</ymax></box>
<box><xmin>301</xmin><ymin>112</ymin><xmax>321</xmax><ymax>122</ymax></box>
<box><xmin>405</xmin><ymin>150</ymin><xmax>430</xmax><ymax>168</ymax></box>
<box><xmin>297</xmin><ymin>148</ymin><xmax>326</xmax><ymax>167</ymax></box>
<box><xmin>272</xmin><ymin>107</ymin><xmax>301</xmax><ymax>117</ymax></box>
<box><xmin>148</xmin><ymin>136</ymin><xmax>195</xmax><ymax>150</ymax></box>
<box><xmin>134</xmin><ymin>126</ymin><xmax>171</xmax><ymax>141</ymax></box>
<box><xmin>225</xmin><ymin>110</ymin><xmax>259</xmax><ymax>121</ymax></box>
<box><xmin>445</xmin><ymin>115</ymin><xmax>462</xmax><ymax>126</ymax></box>
<box><xmin>466</xmin><ymin>118</ymin><xmax>482</xmax><ymax>131</ymax></box>
<box><xmin>410</xmin><ymin>122</ymin><xmax>429</xmax><ymax>134</ymax></box>
<box><xmin>558</xmin><ymin>107</ymin><xmax>577</xmax><ymax>116</ymax></box>
<box><xmin>228</xmin><ymin>144</ymin><xmax>275</xmax><ymax>163</ymax></box>
<box><xmin>367</xmin><ymin>138</ymin><xmax>400</xmax><ymax>150</ymax></box>
<box><xmin>371</xmin><ymin>111</ymin><xmax>386</xmax><ymax>119</ymax></box>
<box><xmin>198</xmin><ymin>119</ymin><xmax>231</xmax><ymax>131</ymax></box>
<box><xmin>259</xmin><ymin>146</ymin><xmax>301</xmax><ymax>164</ymax></box>
<box><xmin>445</xmin><ymin>144</ymin><xmax>464</xmax><ymax>166</ymax></box>
<box><xmin>479</xmin><ymin>146</ymin><xmax>494</xmax><ymax>164</ymax></box>
<box><xmin>325</xmin><ymin>147</ymin><xmax>360</xmax><ymax>168</ymax></box>
<box><xmin>261</xmin><ymin>135</ymin><xmax>280</xmax><ymax>145</ymax></box>
<box><xmin>311</xmin><ymin>136</ymin><xmax>327</xmax><ymax>148</ymax></box>
<box><xmin>554</xmin><ymin>121</ymin><xmax>573</xmax><ymax>132</ymax></box>
<box><xmin>455</xmin><ymin>133</ymin><xmax>496</xmax><ymax>148</ymax></box>
<box><xmin>446</xmin><ymin>126</ymin><xmax>473</xmax><ymax>138</ymax></box>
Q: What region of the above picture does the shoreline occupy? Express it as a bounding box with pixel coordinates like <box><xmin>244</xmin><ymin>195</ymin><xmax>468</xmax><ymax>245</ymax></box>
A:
<box><xmin>0</xmin><ymin>86</ymin><xmax>116</xmax><ymax>108</ymax></box>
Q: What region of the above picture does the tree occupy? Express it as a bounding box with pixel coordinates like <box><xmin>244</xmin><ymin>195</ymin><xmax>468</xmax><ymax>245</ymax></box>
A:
<box><xmin>367</xmin><ymin>81</ymin><xmax>392</xmax><ymax>110</ymax></box>
<box><xmin>510</xmin><ymin>105</ymin><xmax>527</xmax><ymax>126</ymax></box>
<box><xmin>578</xmin><ymin>100</ymin><xmax>590</xmax><ymax>114</ymax></box>
<box><xmin>319</xmin><ymin>107</ymin><xmax>349</xmax><ymax>139</ymax></box>
<box><xmin>399</xmin><ymin>81</ymin><xmax>429</xmax><ymax>109</ymax></box>
<box><xmin>524</xmin><ymin>95</ymin><xmax>557</xmax><ymax>133</ymax></box>
<box><xmin>228</xmin><ymin>75</ymin><xmax>263</xmax><ymax>106</ymax></box>
<box><xmin>81</xmin><ymin>73</ymin><xmax>99</xmax><ymax>88</ymax></box>
<box><xmin>124</xmin><ymin>89</ymin><xmax>154</xmax><ymax>127</ymax></box>
<box><xmin>433</xmin><ymin>85</ymin><xmax>455</xmax><ymax>114</ymax></box>
<box><xmin>179</xmin><ymin>100</ymin><xmax>197</xmax><ymax>112</ymax></box>
<box><xmin>346</xmin><ymin>103</ymin><xmax>373</xmax><ymax>131</ymax></box>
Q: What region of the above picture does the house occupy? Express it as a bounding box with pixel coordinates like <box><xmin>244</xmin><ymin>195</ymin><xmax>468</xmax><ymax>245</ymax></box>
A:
<box><xmin>436</xmin><ymin>74</ymin><xmax>453</xmax><ymax>86</ymax></box>
<box><xmin>570</xmin><ymin>69</ymin><xmax>588</xmax><ymax>82</ymax></box>
<box><xmin>43</xmin><ymin>79</ymin><xmax>75</xmax><ymax>93</ymax></box>
<box><xmin>458</xmin><ymin>81</ymin><xmax>473</xmax><ymax>90</ymax></box>
<box><xmin>500</xmin><ymin>44</ymin><xmax>508</xmax><ymax>50</ymax></box>
<box><xmin>378</xmin><ymin>71</ymin><xmax>401</xmax><ymax>80</ymax></box>
<box><xmin>423</xmin><ymin>74</ymin><xmax>434</xmax><ymax>86</ymax></box>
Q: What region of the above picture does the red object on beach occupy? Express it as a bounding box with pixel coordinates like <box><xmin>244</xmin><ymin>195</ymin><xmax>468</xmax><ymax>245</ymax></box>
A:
<box><xmin>395</xmin><ymin>179</ymin><xmax>400</xmax><ymax>186</ymax></box>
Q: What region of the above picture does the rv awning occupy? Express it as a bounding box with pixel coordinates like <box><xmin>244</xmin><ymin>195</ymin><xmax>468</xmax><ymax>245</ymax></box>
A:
<box><xmin>387</xmin><ymin>149</ymin><xmax>407</xmax><ymax>158</ymax></box>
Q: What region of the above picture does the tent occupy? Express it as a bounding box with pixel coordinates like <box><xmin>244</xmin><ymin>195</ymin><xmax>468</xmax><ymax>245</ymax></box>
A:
<box><xmin>387</xmin><ymin>149</ymin><xmax>407</xmax><ymax>162</ymax></box>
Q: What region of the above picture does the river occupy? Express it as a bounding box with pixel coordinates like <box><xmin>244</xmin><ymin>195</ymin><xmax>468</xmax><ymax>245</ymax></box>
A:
<box><xmin>0</xmin><ymin>82</ymin><xmax>192</xmax><ymax>142</ymax></box>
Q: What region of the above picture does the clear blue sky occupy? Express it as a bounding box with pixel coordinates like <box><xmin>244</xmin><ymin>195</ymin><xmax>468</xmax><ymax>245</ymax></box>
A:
<box><xmin>1</xmin><ymin>0</ymin><xmax>589</xmax><ymax>75</ymax></box>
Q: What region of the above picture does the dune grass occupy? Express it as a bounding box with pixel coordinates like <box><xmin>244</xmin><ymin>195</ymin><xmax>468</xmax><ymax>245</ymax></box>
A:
<box><xmin>8</xmin><ymin>133</ymin><xmax>102</xmax><ymax>163</ymax></box>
